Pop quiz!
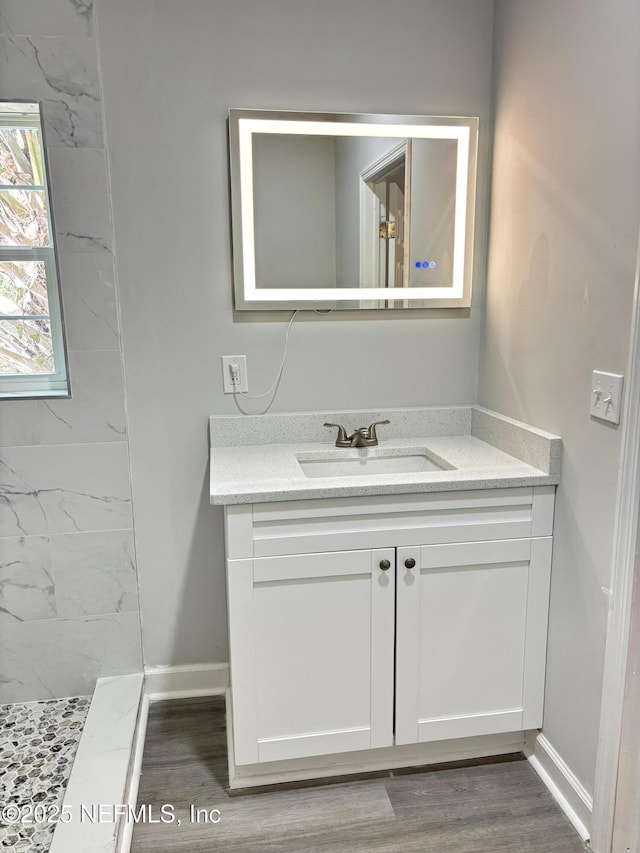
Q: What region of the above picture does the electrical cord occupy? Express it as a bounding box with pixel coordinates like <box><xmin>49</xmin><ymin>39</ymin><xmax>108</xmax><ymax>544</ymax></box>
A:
<box><xmin>236</xmin><ymin>310</ymin><xmax>298</xmax><ymax>400</ymax></box>
<box><xmin>231</xmin><ymin>310</ymin><xmax>297</xmax><ymax>415</ymax></box>
<box><xmin>231</xmin><ymin>309</ymin><xmax>330</xmax><ymax>416</ymax></box>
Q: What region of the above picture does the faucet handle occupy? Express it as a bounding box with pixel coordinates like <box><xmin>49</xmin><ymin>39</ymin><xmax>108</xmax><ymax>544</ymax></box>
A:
<box><xmin>368</xmin><ymin>419</ymin><xmax>390</xmax><ymax>443</ymax></box>
<box><xmin>324</xmin><ymin>422</ymin><xmax>350</xmax><ymax>447</ymax></box>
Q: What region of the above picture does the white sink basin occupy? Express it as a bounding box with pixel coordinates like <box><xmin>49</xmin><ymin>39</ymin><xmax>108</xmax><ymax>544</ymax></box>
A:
<box><xmin>297</xmin><ymin>452</ymin><xmax>450</xmax><ymax>478</ymax></box>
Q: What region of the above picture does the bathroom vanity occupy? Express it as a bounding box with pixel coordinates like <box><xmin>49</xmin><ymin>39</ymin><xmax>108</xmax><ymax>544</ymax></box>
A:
<box><xmin>209</xmin><ymin>406</ymin><xmax>561</xmax><ymax>788</ymax></box>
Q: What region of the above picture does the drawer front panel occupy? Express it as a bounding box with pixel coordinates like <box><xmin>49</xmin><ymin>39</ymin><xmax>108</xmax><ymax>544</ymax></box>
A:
<box><xmin>246</xmin><ymin>488</ymin><xmax>553</xmax><ymax>557</ymax></box>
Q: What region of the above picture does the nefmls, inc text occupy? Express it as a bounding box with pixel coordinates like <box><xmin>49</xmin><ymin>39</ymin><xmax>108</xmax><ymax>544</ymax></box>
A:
<box><xmin>79</xmin><ymin>804</ymin><xmax>221</xmax><ymax>824</ymax></box>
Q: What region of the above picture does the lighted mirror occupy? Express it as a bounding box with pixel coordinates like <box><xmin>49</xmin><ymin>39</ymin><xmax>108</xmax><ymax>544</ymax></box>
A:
<box><xmin>228</xmin><ymin>109</ymin><xmax>478</xmax><ymax>311</ymax></box>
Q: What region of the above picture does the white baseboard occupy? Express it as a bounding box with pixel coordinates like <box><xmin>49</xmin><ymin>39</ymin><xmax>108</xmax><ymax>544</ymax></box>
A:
<box><xmin>144</xmin><ymin>662</ymin><xmax>229</xmax><ymax>701</ymax></box>
<box><xmin>525</xmin><ymin>731</ymin><xmax>593</xmax><ymax>842</ymax></box>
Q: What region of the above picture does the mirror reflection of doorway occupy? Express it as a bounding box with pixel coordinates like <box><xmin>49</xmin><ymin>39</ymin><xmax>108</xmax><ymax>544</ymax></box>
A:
<box><xmin>372</xmin><ymin>160</ymin><xmax>405</xmax><ymax>287</ymax></box>
<box><xmin>360</xmin><ymin>141</ymin><xmax>411</xmax><ymax>307</ymax></box>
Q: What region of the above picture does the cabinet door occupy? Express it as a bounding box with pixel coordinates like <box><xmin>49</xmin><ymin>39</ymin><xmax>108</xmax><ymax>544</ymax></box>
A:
<box><xmin>395</xmin><ymin>538</ymin><xmax>552</xmax><ymax>745</ymax></box>
<box><xmin>227</xmin><ymin>548</ymin><xmax>395</xmax><ymax>765</ymax></box>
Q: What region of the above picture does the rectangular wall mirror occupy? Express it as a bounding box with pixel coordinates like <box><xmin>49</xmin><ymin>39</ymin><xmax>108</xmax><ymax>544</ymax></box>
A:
<box><xmin>228</xmin><ymin>109</ymin><xmax>478</xmax><ymax>311</ymax></box>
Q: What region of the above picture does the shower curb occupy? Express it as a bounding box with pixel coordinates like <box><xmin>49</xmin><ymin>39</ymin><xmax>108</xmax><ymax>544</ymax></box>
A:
<box><xmin>49</xmin><ymin>673</ymin><xmax>144</xmax><ymax>853</ymax></box>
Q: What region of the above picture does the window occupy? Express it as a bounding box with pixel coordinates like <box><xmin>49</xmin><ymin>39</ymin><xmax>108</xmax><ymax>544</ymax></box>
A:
<box><xmin>0</xmin><ymin>101</ymin><xmax>69</xmax><ymax>398</ymax></box>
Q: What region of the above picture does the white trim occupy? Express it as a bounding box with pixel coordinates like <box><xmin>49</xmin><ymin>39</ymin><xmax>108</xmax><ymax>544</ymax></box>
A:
<box><xmin>115</xmin><ymin>693</ymin><xmax>149</xmax><ymax>853</ymax></box>
<box><xmin>144</xmin><ymin>662</ymin><xmax>229</xmax><ymax>701</ymax></box>
<box><xmin>360</xmin><ymin>140</ymin><xmax>407</xmax><ymax>183</ymax></box>
<box><xmin>359</xmin><ymin>177</ymin><xmax>380</xmax><ymax>290</ymax></box>
<box><xmin>417</xmin><ymin>709</ymin><xmax>523</xmax><ymax>741</ymax></box>
<box><xmin>525</xmin><ymin>732</ymin><xmax>592</xmax><ymax>843</ymax></box>
<box><xmin>230</xmin><ymin>728</ymin><xmax>526</xmax><ymax>790</ymax></box>
<box><xmin>632</xmin><ymin>779</ymin><xmax>640</xmax><ymax>853</ymax></box>
<box><xmin>592</xmin><ymin>220</ymin><xmax>640</xmax><ymax>853</ymax></box>
<box><xmin>258</xmin><ymin>726</ymin><xmax>373</xmax><ymax>763</ymax></box>
<box><xmin>359</xmin><ymin>141</ymin><xmax>408</xmax><ymax>299</ymax></box>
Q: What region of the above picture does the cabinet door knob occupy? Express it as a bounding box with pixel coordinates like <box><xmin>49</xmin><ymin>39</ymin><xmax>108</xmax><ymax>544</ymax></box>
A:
<box><xmin>404</xmin><ymin>557</ymin><xmax>416</xmax><ymax>569</ymax></box>
<box><xmin>379</xmin><ymin>559</ymin><xmax>391</xmax><ymax>571</ymax></box>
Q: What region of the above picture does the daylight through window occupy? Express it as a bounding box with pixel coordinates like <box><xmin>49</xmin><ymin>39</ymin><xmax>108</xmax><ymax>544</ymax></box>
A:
<box><xmin>0</xmin><ymin>101</ymin><xmax>69</xmax><ymax>398</ymax></box>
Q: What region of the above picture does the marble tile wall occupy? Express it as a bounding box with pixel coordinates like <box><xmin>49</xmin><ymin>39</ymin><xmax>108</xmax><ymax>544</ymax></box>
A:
<box><xmin>0</xmin><ymin>0</ymin><xmax>143</xmax><ymax>702</ymax></box>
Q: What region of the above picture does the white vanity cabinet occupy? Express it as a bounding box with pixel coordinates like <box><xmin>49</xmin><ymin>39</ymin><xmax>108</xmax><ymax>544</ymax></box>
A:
<box><xmin>224</xmin><ymin>485</ymin><xmax>555</xmax><ymax>773</ymax></box>
<box><xmin>227</xmin><ymin>547</ymin><xmax>396</xmax><ymax>765</ymax></box>
<box><xmin>395</xmin><ymin>537</ymin><xmax>552</xmax><ymax>746</ymax></box>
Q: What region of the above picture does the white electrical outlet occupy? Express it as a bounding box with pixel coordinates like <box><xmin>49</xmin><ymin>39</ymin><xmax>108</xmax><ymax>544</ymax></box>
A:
<box><xmin>222</xmin><ymin>355</ymin><xmax>248</xmax><ymax>394</ymax></box>
<box><xmin>590</xmin><ymin>370</ymin><xmax>623</xmax><ymax>424</ymax></box>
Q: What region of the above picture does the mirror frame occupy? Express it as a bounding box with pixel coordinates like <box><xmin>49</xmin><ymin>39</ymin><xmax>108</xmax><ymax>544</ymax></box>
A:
<box><xmin>228</xmin><ymin>109</ymin><xmax>478</xmax><ymax>311</ymax></box>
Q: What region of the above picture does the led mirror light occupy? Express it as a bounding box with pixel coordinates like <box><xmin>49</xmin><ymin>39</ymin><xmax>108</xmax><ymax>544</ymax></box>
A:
<box><xmin>229</xmin><ymin>110</ymin><xmax>478</xmax><ymax>311</ymax></box>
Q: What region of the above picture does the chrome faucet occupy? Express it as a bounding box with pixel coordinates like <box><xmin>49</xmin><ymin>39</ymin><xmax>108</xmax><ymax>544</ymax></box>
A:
<box><xmin>324</xmin><ymin>419</ymin><xmax>390</xmax><ymax>448</ymax></box>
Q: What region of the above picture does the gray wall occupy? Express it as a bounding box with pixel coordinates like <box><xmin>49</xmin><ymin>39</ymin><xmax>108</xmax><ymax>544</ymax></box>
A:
<box><xmin>480</xmin><ymin>0</ymin><xmax>640</xmax><ymax>794</ymax></box>
<box><xmin>253</xmin><ymin>134</ymin><xmax>337</xmax><ymax>289</ymax></box>
<box><xmin>0</xmin><ymin>0</ymin><xmax>142</xmax><ymax>701</ymax></box>
<box><xmin>96</xmin><ymin>0</ymin><xmax>495</xmax><ymax>668</ymax></box>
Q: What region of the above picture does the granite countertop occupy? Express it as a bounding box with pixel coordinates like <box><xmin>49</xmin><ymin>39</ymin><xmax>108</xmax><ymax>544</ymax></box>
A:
<box><xmin>209</xmin><ymin>405</ymin><xmax>562</xmax><ymax>505</ymax></box>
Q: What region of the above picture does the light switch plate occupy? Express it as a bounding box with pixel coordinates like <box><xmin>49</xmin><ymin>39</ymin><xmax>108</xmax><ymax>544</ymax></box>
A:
<box><xmin>590</xmin><ymin>370</ymin><xmax>623</xmax><ymax>424</ymax></box>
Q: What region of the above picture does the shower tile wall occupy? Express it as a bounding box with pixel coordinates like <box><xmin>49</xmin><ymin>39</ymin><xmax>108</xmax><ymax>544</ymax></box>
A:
<box><xmin>0</xmin><ymin>0</ymin><xmax>143</xmax><ymax>702</ymax></box>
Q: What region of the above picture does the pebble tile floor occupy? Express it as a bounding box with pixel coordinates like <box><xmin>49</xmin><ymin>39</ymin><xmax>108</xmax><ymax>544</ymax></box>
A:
<box><xmin>0</xmin><ymin>697</ymin><xmax>90</xmax><ymax>852</ymax></box>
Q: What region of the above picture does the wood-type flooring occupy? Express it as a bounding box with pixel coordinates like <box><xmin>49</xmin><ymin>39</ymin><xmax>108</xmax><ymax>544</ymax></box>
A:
<box><xmin>131</xmin><ymin>697</ymin><xmax>588</xmax><ymax>853</ymax></box>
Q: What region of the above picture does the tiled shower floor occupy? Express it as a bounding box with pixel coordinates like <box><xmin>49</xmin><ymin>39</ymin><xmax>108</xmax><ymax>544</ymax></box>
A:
<box><xmin>0</xmin><ymin>697</ymin><xmax>91</xmax><ymax>852</ymax></box>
